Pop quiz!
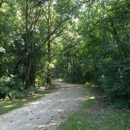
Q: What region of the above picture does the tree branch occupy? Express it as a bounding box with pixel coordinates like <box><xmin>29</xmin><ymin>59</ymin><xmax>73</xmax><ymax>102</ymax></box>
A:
<box><xmin>0</xmin><ymin>0</ymin><xmax>4</xmax><ymax>7</ymax></box>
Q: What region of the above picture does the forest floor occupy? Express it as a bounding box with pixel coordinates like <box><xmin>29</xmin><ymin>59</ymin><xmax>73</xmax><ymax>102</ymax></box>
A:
<box><xmin>0</xmin><ymin>80</ymin><xmax>90</xmax><ymax>130</ymax></box>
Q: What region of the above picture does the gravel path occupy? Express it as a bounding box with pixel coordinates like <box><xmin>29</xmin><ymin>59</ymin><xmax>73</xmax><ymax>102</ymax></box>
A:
<box><xmin>0</xmin><ymin>80</ymin><xmax>89</xmax><ymax>130</ymax></box>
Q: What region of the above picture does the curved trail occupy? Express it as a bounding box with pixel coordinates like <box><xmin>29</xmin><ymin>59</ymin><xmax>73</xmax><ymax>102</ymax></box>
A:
<box><xmin>0</xmin><ymin>81</ymin><xmax>89</xmax><ymax>130</ymax></box>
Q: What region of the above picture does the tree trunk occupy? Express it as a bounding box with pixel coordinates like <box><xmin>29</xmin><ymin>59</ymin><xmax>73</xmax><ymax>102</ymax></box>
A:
<box><xmin>25</xmin><ymin>0</ymin><xmax>32</xmax><ymax>89</ymax></box>
<box><xmin>46</xmin><ymin>1</ymin><xmax>52</xmax><ymax>86</ymax></box>
<box><xmin>0</xmin><ymin>0</ymin><xmax>4</xmax><ymax>7</ymax></box>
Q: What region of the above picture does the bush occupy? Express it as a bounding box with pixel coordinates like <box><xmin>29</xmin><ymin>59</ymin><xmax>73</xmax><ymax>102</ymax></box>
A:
<box><xmin>98</xmin><ymin>58</ymin><xmax>130</xmax><ymax>109</ymax></box>
<box><xmin>0</xmin><ymin>75</ymin><xmax>41</xmax><ymax>100</ymax></box>
<box><xmin>0</xmin><ymin>75</ymin><xmax>23</xmax><ymax>99</ymax></box>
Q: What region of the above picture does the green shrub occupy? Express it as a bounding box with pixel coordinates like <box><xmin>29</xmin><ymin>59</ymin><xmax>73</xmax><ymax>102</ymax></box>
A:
<box><xmin>98</xmin><ymin>58</ymin><xmax>130</xmax><ymax>109</ymax></box>
<box><xmin>0</xmin><ymin>75</ymin><xmax>23</xmax><ymax>99</ymax></box>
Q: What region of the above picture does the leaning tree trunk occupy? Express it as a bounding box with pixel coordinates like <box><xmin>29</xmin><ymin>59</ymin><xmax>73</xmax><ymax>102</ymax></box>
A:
<box><xmin>24</xmin><ymin>0</ymin><xmax>30</xmax><ymax>89</ymax></box>
<box><xmin>46</xmin><ymin>2</ymin><xmax>52</xmax><ymax>86</ymax></box>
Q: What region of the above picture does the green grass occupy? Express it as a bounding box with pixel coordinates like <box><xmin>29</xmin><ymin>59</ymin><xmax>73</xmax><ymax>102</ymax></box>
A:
<box><xmin>0</xmin><ymin>90</ymin><xmax>51</xmax><ymax>115</ymax></box>
<box><xmin>57</xmin><ymin>87</ymin><xmax>130</xmax><ymax>130</ymax></box>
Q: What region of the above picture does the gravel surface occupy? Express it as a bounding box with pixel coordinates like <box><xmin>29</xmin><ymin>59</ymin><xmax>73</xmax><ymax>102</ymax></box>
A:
<box><xmin>0</xmin><ymin>81</ymin><xmax>89</xmax><ymax>130</ymax></box>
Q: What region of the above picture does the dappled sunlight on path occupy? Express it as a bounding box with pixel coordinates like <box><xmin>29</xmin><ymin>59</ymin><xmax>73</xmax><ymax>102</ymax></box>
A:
<box><xmin>0</xmin><ymin>81</ymin><xmax>89</xmax><ymax>130</ymax></box>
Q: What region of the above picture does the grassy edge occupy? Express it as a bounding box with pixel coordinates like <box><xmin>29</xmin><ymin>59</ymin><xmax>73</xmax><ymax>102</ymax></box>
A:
<box><xmin>57</xmin><ymin>87</ymin><xmax>130</xmax><ymax>130</ymax></box>
<box><xmin>0</xmin><ymin>89</ymin><xmax>51</xmax><ymax>115</ymax></box>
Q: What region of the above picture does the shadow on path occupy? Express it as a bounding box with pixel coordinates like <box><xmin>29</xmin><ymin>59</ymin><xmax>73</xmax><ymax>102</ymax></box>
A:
<box><xmin>0</xmin><ymin>81</ymin><xmax>89</xmax><ymax>130</ymax></box>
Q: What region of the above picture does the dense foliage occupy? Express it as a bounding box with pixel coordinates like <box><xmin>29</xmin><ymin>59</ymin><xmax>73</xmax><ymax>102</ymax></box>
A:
<box><xmin>0</xmin><ymin>0</ymin><xmax>130</xmax><ymax>108</ymax></box>
<box><xmin>54</xmin><ymin>0</ymin><xmax>130</xmax><ymax>108</ymax></box>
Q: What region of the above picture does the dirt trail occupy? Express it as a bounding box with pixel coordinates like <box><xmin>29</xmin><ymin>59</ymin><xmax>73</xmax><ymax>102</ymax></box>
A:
<box><xmin>0</xmin><ymin>80</ymin><xmax>89</xmax><ymax>130</ymax></box>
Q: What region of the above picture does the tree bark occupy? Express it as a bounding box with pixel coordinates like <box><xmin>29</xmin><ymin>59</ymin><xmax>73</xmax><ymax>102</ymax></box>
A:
<box><xmin>0</xmin><ymin>0</ymin><xmax>4</xmax><ymax>8</ymax></box>
<box><xmin>46</xmin><ymin>1</ymin><xmax>51</xmax><ymax>86</ymax></box>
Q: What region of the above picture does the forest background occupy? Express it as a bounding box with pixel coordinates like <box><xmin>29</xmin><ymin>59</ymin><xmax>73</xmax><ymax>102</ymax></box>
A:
<box><xmin>0</xmin><ymin>0</ymin><xmax>130</xmax><ymax>109</ymax></box>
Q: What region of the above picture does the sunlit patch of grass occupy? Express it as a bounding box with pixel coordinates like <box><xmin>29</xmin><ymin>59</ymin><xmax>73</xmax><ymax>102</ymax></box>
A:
<box><xmin>82</xmin><ymin>96</ymin><xmax>95</xmax><ymax>109</ymax></box>
<box><xmin>57</xmin><ymin>87</ymin><xmax>130</xmax><ymax>130</ymax></box>
<box><xmin>4</xmin><ymin>104</ymin><xmax>15</xmax><ymax>108</ymax></box>
<box><xmin>0</xmin><ymin>90</ymin><xmax>51</xmax><ymax>115</ymax></box>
